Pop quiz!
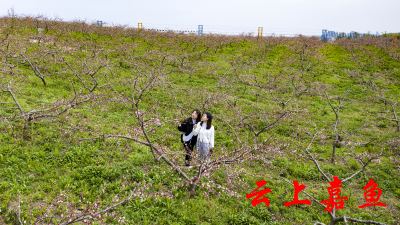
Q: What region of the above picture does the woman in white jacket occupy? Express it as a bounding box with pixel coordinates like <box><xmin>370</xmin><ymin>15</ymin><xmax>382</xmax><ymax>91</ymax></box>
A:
<box><xmin>193</xmin><ymin>112</ymin><xmax>214</xmax><ymax>163</ymax></box>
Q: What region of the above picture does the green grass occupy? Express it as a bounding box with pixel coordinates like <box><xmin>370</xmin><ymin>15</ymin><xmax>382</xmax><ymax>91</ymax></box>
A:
<box><xmin>0</xmin><ymin>17</ymin><xmax>399</xmax><ymax>224</ymax></box>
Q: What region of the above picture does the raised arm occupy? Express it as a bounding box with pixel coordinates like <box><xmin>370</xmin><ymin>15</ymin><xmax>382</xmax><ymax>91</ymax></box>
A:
<box><xmin>193</xmin><ymin>122</ymin><xmax>201</xmax><ymax>136</ymax></box>
<box><xmin>178</xmin><ymin>122</ymin><xmax>185</xmax><ymax>132</ymax></box>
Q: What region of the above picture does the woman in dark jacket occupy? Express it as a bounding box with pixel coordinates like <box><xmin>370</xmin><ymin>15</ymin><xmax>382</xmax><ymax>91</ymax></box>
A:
<box><xmin>178</xmin><ymin>109</ymin><xmax>201</xmax><ymax>168</ymax></box>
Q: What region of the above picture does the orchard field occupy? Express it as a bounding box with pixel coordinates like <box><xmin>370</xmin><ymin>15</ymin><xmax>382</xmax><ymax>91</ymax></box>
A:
<box><xmin>0</xmin><ymin>15</ymin><xmax>400</xmax><ymax>225</ymax></box>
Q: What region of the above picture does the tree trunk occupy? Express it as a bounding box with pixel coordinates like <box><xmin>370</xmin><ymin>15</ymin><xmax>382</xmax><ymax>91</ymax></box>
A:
<box><xmin>40</xmin><ymin>76</ymin><xmax>47</xmax><ymax>86</ymax></box>
<box><xmin>23</xmin><ymin>116</ymin><xmax>33</xmax><ymax>140</ymax></box>
<box><xmin>331</xmin><ymin>142</ymin><xmax>337</xmax><ymax>164</ymax></box>
<box><xmin>189</xmin><ymin>183</ymin><xmax>196</xmax><ymax>198</ymax></box>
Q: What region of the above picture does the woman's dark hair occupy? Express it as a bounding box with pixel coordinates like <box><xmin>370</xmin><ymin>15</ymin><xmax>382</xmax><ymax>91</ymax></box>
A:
<box><xmin>194</xmin><ymin>109</ymin><xmax>202</xmax><ymax>123</ymax></box>
<box><xmin>184</xmin><ymin>109</ymin><xmax>201</xmax><ymax>123</ymax></box>
<box><xmin>200</xmin><ymin>112</ymin><xmax>213</xmax><ymax>129</ymax></box>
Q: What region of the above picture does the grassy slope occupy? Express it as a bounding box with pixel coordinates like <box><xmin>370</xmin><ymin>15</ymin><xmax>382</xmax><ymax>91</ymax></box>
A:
<box><xmin>0</xmin><ymin>26</ymin><xmax>400</xmax><ymax>225</ymax></box>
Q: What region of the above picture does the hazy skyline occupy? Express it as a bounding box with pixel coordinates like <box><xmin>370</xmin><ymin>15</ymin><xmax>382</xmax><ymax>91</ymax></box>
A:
<box><xmin>1</xmin><ymin>0</ymin><xmax>399</xmax><ymax>36</ymax></box>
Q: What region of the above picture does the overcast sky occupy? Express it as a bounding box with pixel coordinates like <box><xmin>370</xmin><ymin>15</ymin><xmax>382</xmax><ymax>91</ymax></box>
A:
<box><xmin>1</xmin><ymin>0</ymin><xmax>399</xmax><ymax>36</ymax></box>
